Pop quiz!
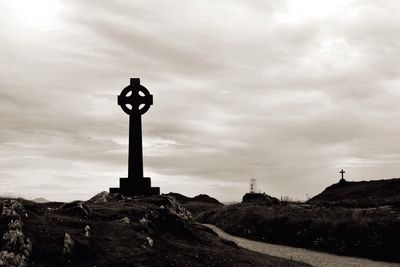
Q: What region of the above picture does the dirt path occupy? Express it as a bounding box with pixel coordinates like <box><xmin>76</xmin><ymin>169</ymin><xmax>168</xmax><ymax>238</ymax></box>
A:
<box><xmin>204</xmin><ymin>224</ymin><xmax>400</xmax><ymax>267</ymax></box>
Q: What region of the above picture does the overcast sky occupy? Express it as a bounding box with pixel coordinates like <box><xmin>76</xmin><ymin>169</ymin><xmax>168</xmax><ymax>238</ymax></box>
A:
<box><xmin>1</xmin><ymin>0</ymin><xmax>400</xmax><ymax>202</ymax></box>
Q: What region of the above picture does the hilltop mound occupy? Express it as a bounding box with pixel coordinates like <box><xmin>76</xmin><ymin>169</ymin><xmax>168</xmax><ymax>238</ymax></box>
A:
<box><xmin>164</xmin><ymin>193</ymin><xmax>223</xmax><ymax>216</ymax></box>
<box><xmin>165</xmin><ymin>193</ymin><xmax>222</xmax><ymax>205</ymax></box>
<box><xmin>242</xmin><ymin>193</ymin><xmax>279</xmax><ymax>204</ymax></box>
<box><xmin>308</xmin><ymin>178</ymin><xmax>400</xmax><ymax>206</ymax></box>
<box><xmin>0</xmin><ymin>193</ymin><xmax>305</xmax><ymax>267</ymax></box>
<box><xmin>192</xmin><ymin>194</ymin><xmax>222</xmax><ymax>204</ymax></box>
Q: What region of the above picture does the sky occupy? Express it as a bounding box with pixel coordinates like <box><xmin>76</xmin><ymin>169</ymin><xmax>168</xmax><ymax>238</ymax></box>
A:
<box><xmin>1</xmin><ymin>0</ymin><xmax>400</xmax><ymax>202</ymax></box>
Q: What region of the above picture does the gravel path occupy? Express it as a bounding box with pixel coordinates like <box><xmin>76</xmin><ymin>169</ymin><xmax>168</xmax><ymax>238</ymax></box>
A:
<box><xmin>204</xmin><ymin>224</ymin><xmax>400</xmax><ymax>267</ymax></box>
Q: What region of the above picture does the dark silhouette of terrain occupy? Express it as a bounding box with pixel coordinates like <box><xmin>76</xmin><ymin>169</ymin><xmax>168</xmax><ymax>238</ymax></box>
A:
<box><xmin>165</xmin><ymin>193</ymin><xmax>223</xmax><ymax>215</ymax></box>
<box><xmin>194</xmin><ymin>180</ymin><xmax>400</xmax><ymax>263</ymax></box>
<box><xmin>308</xmin><ymin>178</ymin><xmax>400</xmax><ymax>206</ymax></box>
<box><xmin>0</xmin><ymin>192</ymin><xmax>307</xmax><ymax>267</ymax></box>
<box><xmin>166</xmin><ymin>192</ymin><xmax>221</xmax><ymax>205</ymax></box>
<box><xmin>242</xmin><ymin>193</ymin><xmax>279</xmax><ymax>204</ymax></box>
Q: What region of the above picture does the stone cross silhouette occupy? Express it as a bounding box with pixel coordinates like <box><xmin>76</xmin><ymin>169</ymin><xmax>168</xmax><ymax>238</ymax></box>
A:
<box><xmin>110</xmin><ymin>78</ymin><xmax>160</xmax><ymax>196</ymax></box>
<box><xmin>339</xmin><ymin>169</ymin><xmax>346</xmax><ymax>180</ymax></box>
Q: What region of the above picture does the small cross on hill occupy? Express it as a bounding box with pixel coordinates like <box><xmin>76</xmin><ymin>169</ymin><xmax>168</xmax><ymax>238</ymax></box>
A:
<box><xmin>339</xmin><ymin>169</ymin><xmax>347</xmax><ymax>183</ymax></box>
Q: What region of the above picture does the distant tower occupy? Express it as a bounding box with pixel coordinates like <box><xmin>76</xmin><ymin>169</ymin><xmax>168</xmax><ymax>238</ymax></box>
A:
<box><xmin>249</xmin><ymin>179</ymin><xmax>257</xmax><ymax>193</ymax></box>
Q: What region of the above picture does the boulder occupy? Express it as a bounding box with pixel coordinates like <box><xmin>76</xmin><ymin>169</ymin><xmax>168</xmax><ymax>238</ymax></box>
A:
<box><xmin>144</xmin><ymin>196</ymin><xmax>195</xmax><ymax>239</ymax></box>
<box><xmin>87</xmin><ymin>191</ymin><xmax>114</xmax><ymax>204</ymax></box>
<box><xmin>62</xmin><ymin>233</ymin><xmax>74</xmax><ymax>255</ymax></box>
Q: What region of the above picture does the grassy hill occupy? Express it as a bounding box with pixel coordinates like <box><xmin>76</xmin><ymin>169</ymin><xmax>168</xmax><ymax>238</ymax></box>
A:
<box><xmin>196</xmin><ymin>193</ymin><xmax>400</xmax><ymax>262</ymax></box>
<box><xmin>308</xmin><ymin>178</ymin><xmax>400</xmax><ymax>206</ymax></box>
<box><xmin>0</xmin><ymin>193</ymin><xmax>306</xmax><ymax>267</ymax></box>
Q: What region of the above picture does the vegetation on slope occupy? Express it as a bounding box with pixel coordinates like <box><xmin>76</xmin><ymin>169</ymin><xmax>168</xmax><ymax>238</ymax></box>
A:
<box><xmin>196</xmin><ymin>200</ymin><xmax>400</xmax><ymax>262</ymax></box>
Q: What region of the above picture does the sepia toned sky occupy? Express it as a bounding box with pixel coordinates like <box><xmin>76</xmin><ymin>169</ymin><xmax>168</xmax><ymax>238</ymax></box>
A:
<box><xmin>1</xmin><ymin>0</ymin><xmax>400</xmax><ymax>202</ymax></box>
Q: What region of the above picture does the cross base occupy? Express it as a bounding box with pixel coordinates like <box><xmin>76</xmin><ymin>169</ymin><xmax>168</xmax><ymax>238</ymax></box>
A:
<box><xmin>109</xmin><ymin>177</ymin><xmax>160</xmax><ymax>196</ymax></box>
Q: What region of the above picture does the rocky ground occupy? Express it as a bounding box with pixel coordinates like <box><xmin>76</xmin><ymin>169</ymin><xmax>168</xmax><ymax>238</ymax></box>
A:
<box><xmin>0</xmin><ymin>193</ymin><xmax>308</xmax><ymax>267</ymax></box>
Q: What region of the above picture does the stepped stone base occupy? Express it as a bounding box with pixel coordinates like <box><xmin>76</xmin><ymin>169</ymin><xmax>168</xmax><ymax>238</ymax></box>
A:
<box><xmin>110</xmin><ymin>177</ymin><xmax>160</xmax><ymax>196</ymax></box>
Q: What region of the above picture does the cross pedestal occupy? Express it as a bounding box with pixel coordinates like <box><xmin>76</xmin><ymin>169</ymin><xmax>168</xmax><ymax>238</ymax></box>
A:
<box><xmin>109</xmin><ymin>78</ymin><xmax>160</xmax><ymax>196</ymax></box>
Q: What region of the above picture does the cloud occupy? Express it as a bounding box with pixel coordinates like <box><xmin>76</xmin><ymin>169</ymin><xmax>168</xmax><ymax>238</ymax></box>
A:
<box><xmin>0</xmin><ymin>0</ymin><xmax>400</xmax><ymax>201</ymax></box>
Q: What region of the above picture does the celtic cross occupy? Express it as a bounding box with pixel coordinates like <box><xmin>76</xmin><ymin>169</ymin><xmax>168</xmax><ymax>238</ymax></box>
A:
<box><xmin>110</xmin><ymin>78</ymin><xmax>160</xmax><ymax>196</ymax></box>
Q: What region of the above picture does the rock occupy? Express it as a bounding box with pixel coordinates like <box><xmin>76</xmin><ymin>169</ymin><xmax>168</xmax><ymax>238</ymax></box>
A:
<box><xmin>0</xmin><ymin>200</ymin><xmax>31</xmax><ymax>267</ymax></box>
<box><xmin>62</xmin><ymin>233</ymin><xmax>74</xmax><ymax>255</ymax></box>
<box><xmin>146</xmin><ymin>237</ymin><xmax>154</xmax><ymax>247</ymax></box>
<box><xmin>3</xmin><ymin>224</ymin><xmax>24</xmax><ymax>250</ymax></box>
<box><xmin>8</xmin><ymin>219</ymin><xmax>23</xmax><ymax>231</ymax></box>
<box><xmin>120</xmin><ymin>217</ymin><xmax>130</xmax><ymax>224</ymax></box>
<box><xmin>1</xmin><ymin>200</ymin><xmax>27</xmax><ymax>219</ymax></box>
<box><xmin>56</xmin><ymin>201</ymin><xmax>91</xmax><ymax>217</ymax></box>
<box><xmin>77</xmin><ymin>202</ymin><xmax>91</xmax><ymax>215</ymax></box>
<box><xmin>163</xmin><ymin>196</ymin><xmax>192</xmax><ymax>221</ymax></box>
<box><xmin>0</xmin><ymin>229</ymin><xmax>31</xmax><ymax>267</ymax></box>
<box><xmin>0</xmin><ymin>251</ymin><xmax>28</xmax><ymax>267</ymax></box>
<box><xmin>145</xmin><ymin>196</ymin><xmax>195</xmax><ymax>238</ymax></box>
<box><xmin>84</xmin><ymin>225</ymin><xmax>91</xmax><ymax>238</ymax></box>
<box><xmin>242</xmin><ymin>193</ymin><xmax>279</xmax><ymax>204</ymax></box>
<box><xmin>139</xmin><ymin>217</ymin><xmax>148</xmax><ymax>225</ymax></box>
<box><xmin>164</xmin><ymin>193</ymin><xmax>192</xmax><ymax>204</ymax></box>
<box><xmin>88</xmin><ymin>191</ymin><xmax>113</xmax><ymax>203</ymax></box>
<box><xmin>142</xmin><ymin>195</ymin><xmax>192</xmax><ymax>220</ymax></box>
